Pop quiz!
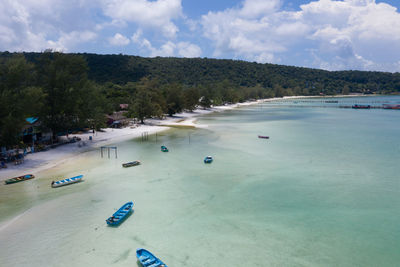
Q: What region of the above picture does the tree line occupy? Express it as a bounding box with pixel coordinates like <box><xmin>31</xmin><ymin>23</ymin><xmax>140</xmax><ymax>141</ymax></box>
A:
<box><xmin>0</xmin><ymin>51</ymin><xmax>399</xmax><ymax>148</ymax></box>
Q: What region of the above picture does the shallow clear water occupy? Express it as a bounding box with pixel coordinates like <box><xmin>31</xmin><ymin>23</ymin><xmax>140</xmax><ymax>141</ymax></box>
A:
<box><xmin>0</xmin><ymin>96</ymin><xmax>399</xmax><ymax>266</ymax></box>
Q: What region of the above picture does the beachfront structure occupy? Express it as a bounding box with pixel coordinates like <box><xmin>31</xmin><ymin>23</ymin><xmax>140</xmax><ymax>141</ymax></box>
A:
<box><xmin>106</xmin><ymin>111</ymin><xmax>129</xmax><ymax>128</ymax></box>
<box><xmin>21</xmin><ymin>117</ymin><xmax>52</xmax><ymax>145</ymax></box>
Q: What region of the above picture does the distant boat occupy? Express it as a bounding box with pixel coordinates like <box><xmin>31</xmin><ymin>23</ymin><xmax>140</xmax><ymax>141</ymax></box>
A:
<box><xmin>122</xmin><ymin>160</ymin><xmax>141</xmax><ymax>168</ymax></box>
<box><xmin>136</xmin><ymin>248</ymin><xmax>168</xmax><ymax>267</ymax></box>
<box><xmin>258</xmin><ymin>135</ymin><xmax>269</xmax><ymax>139</ymax></box>
<box><xmin>106</xmin><ymin>201</ymin><xmax>134</xmax><ymax>226</ymax></box>
<box><xmin>352</xmin><ymin>104</ymin><xmax>371</xmax><ymax>109</ymax></box>
<box><xmin>4</xmin><ymin>174</ymin><xmax>35</xmax><ymax>184</ymax></box>
<box><xmin>204</xmin><ymin>156</ymin><xmax>213</xmax><ymax>163</ymax></box>
<box><xmin>161</xmin><ymin>145</ymin><xmax>169</xmax><ymax>152</ymax></box>
<box><xmin>51</xmin><ymin>175</ymin><xmax>83</xmax><ymax>188</ymax></box>
<box><xmin>383</xmin><ymin>104</ymin><xmax>400</xmax><ymax>109</ymax></box>
<box><xmin>325</xmin><ymin>100</ymin><xmax>338</xmax><ymax>103</ymax></box>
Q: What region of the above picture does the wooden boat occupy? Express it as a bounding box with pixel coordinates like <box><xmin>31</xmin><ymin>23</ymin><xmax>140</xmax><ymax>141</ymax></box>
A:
<box><xmin>51</xmin><ymin>175</ymin><xmax>83</xmax><ymax>188</ymax></box>
<box><xmin>161</xmin><ymin>145</ymin><xmax>169</xmax><ymax>152</ymax></box>
<box><xmin>352</xmin><ymin>104</ymin><xmax>371</xmax><ymax>109</ymax></box>
<box><xmin>258</xmin><ymin>135</ymin><xmax>269</xmax><ymax>139</ymax></box>
<box><xmin>106</xmin><ymin>201</ymin><xmax>133</xmax><ymax>226</ymax></box>
<box><xmin>122</xmin><ymin>160</ymin><xmax>141</xmax><ymax>168</ymax></box>
<box><xmin>204</xmin><ymin>156</ymin><xmax>213</xmax><ymax>163</ymax></box>
<box><xmin>5</xmin><ymin>174</ymin><xmax>35</xmax><ymax>184</ymax></box>
<box><xmin>383</xmin><ymin>104</ymin><xmax>400</xmax><ymax>109</ymax></box>
<box><xmin>136</xmin><ymin>248</ymin><xmax>168</xmax><ymax>267</ymax></box>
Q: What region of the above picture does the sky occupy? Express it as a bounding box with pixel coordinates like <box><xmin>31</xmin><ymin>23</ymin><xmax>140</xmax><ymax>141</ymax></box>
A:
<box><xmin>1</xmin><ymin>0</ymin><xmax>400</xmax><ymax>72</ymax></box>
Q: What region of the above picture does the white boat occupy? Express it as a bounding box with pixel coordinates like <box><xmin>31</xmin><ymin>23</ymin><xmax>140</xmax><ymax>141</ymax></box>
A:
<box><xmin>51</xmin><ymin>175</ymin><xmax>83</xmax><ymax>188</ymax></box>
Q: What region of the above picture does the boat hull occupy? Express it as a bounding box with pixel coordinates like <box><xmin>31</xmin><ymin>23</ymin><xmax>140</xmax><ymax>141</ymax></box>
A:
<box><xmin>136</xmin><ymin>248</ymin><xmax>167</xmax><ymax>267</ymax></box>
<box><xmin>5</xmin><ymin>174</ymin><xmax>35</xmax><ymax>184</ymax></box>
<box><xmin>204</xmin><ymin>156</ymin><xmax>213</xmax><ymax>163</ymax></box>
<box><xmin>258</xmin><ymin>135</ymin><xmax>269</xmax><ymax>139</ymax></box>
<box><xmin>51</xmin><ymin>175</ymin><xmax>83</xmax><ymax>188</ymax></box>
<box><xmin>122</xmin><ymin>161</ymin><xmax>141</xmax><ymax>168</ymax></box>
<box><xmin>106</xmin><ymin>201</ymin><xmax>134</xmax><ymax>226</ymax></box>
<box><xmin>161</xmin><ymin>146</ymin><xmax>168</xmax><ymax>152</ymax></box>
<box><xmin>352</xmin><ymin>104</ymin><xmax>371</xmax><ymax>109</ymax></box>
<box><xmin>383</xmin><ymin>104</ymin><xmax>400</xmax><ymax>109</ymax></box>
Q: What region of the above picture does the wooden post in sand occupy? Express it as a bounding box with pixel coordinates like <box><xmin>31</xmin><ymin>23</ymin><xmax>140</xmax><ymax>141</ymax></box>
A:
<box><xmin>141</xmin><ymin>132</ymin><xmax>148</xmax><ymax>142</ymax></box>
<box><xmin>101</xmin><ymin>146</ymin><xmax>118</xmax><ymax>159</ymax></box>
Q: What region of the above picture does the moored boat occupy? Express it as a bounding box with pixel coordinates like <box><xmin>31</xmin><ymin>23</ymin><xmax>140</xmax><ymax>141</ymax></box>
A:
<box><xmin>352</xmin><ymin>104</ymin><xmax>371</xmax><ymax>109</ymax></box>
<box><xmin>5</xmin><ymin>174</ymin><xmax>35</xmax><ymax>184</ymax></box>
<box><xmin>122</xmin><ymin>160</ymin><xmax>141</xmax><ymax>168</ymax></box>
<box><xmin>204</xmin><ymin>156</ymin><xmax>213</xmax><ymax>163</ymax></box>
<box><xmin>383</xmin><ymin>104</ymin><xmax>400</xmax><ymax>109</ymax></box>
<box><xmin>51</xmin><ymin>175</ymin><xmax>83</xmax><ymax>188</ymax></box>
<box><xmin>161</xmin><ymin>145</ymin><xmax>169</xmax><ymax>152</ymax></box>
<box><xmin>258</xmin><ymin>135</ymin><xmax>269</xmax><ymax>139</ymax></box>
<box><xmin>106</xmin><ymin>201</ymin><xmax>134</xmax><ymax>226</ymax></box>
<box><xmin>136</xmin><ymin>248</ymin><xmax>167</xmax><ymax>267</ymax></box>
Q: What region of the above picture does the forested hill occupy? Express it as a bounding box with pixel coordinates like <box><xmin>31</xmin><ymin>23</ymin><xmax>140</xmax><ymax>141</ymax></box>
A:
<box><xmin>14</xmin><ymin>52</ymin><xmax>400</xmax><ymax>95</ymax></box>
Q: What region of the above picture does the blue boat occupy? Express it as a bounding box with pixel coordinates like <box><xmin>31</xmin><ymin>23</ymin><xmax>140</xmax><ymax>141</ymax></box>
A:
<box><xmin>106</xmin><ymin>201</ymin><xmax>134</xmax><ymax>226</ymax></box>
<box><xmin>204</xmin><ymin>156</ymin><xmax>213</xmax><ymax>163</ymax></box>
<box><xmin>51</xmin><ymin>175</ymin><xmax>83</xmax><ymax>188</ymax></box>
<box><xmin>161</xmin><ymin>145</ymin><xmax>169</xmax><ymax>152</ymax></box>
<box><xmin>136</xmin><ymin>248</ymin><xmax>167</xmax><ymax>267</ymax></box>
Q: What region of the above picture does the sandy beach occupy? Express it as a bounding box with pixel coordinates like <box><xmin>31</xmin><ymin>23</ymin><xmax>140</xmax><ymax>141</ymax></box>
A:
<box><xmin>0</xmin><ymin>95</ymin><xmax>335</xmax><ymax>181</ymax></box>
<box><xmin>0</xmin><ymin>98</ymin><xmax>270</xmax><ymax>181</ymax></box>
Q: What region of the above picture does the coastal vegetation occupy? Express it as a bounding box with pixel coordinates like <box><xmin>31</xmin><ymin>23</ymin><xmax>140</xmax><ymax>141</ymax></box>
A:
<box><xmin>1</xmin><ymin>51</ymin><xmax>400</xmax><ymax>148</ymax></box>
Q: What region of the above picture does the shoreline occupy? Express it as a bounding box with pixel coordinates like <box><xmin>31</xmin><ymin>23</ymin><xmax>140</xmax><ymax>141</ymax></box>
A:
<box><xmin>0</xmin><ymin>94</ymin><xmax>364</xmax><ymax>181</ymax></box>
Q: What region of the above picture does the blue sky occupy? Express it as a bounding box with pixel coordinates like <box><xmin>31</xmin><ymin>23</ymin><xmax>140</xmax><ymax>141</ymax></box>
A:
<box><xmin>1</xmin><ymin>0</ymin><xmax>400</xmax><ymax>72</ymax></box>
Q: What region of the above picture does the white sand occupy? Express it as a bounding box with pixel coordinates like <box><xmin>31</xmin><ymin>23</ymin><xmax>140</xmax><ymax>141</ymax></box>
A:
<box><xmin>0</xmin><ymin>96</ymin><xmax>316</xmax><ymax>181</ymax></box>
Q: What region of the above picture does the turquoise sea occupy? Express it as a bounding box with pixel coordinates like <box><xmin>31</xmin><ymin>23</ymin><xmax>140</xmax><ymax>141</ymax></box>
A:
<box><xmin>0</xmin><ymin>95</ymin><xmax>399</xmax><ymax>266</ymax></box>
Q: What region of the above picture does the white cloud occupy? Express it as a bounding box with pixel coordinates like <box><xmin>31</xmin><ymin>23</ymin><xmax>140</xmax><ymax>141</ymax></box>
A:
<box><xmin>109</xmin><ymin>33</ymin><xmax>130</xmax><ymax>46</ymax></box>
<box><xmin>239</xmin><ymin>0</ymin><xmax>281</xmax><ymax>18</ymax></box>
<box><xmin>202</xmin><ymin>0</ymin><xmax>309</xmax><ymax>63</ymax></box>
<box><xmin>177</xmin><ymin>42</ymin><xmax>202</xmax><ymax>58</ymax></box>
<box><xmin>132</xmin><ymin>30</ymin><xmax>201</xmax><ymax>57</ymax></box>
<box><xmin>0</xmin><ymin>0</ymin><xmax>99</xmax><ymax>52</ymax></box>
<box><xmin>101</xmin><ymin>0</ymin><xmax>183</xmax><ymax>38</ymax></box>
<box><xmin>202</xmin><ymin>0</ymin><xmax>400</xmax><ymax>71</ymax></box>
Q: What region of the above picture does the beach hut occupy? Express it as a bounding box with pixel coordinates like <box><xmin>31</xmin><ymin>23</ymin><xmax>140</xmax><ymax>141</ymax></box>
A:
<box><xmin>106</xmin><ymin>111</ymin><xmax>129</xmax><ymax>128</ymax></box>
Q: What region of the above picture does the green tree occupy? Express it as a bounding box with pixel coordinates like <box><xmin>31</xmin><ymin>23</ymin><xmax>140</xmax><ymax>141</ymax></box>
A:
<box><xmin>165</xmin><ymin>83</ymin><xmax>184</xmax><ymax>116</ymax></box>
<box><xmin>129</xmin><ymin>78</ymin><xmax>164</xmax><ymax>123</ymax></box>
<box><xmin>38</xmin><ymin>52</ymin><xmax>91</xmax><ymax>138</ymax></box>
<box><xmin>0</xmin><ymin>54</ymin><xmax>44</xmax><ymax>147</ymax></box>
<box><xmin>183</xmin><ymin>87</ymin><xmax>200</xmax><ymax>112</ymax></box>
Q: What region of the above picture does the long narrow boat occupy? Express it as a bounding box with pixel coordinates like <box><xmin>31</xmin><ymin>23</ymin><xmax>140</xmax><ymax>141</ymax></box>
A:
<box><xmin>352</xmin><ymin>104</ymin><xmax>371</xmax><ymax>109</ymax></box>
<box><xmin>161</xmin><ymin>145</ymin><xmax>169</xmax><ymax>152</ymax></box>
<box><xmin>51</xmin><ymin>175</ymin><xmax>83</xmax><ymax>188</ymax></box>
<box><xmin>106</xmin><ymin>201</ymin><xmax>134</xmax><ymax>226</ymax></box>
<box><xmin>136</xmin><ymin>248</ymin><xmax>167</xmax><ymax>267</ymax></box>
<box><xmin>383</xmin><ymin>104</ymin><xmax>400</xmax><ymax>109</ymax></box>
<box><xmin>122</xmin><ymin>160</ymin><xmax>141</xmax><ymax>168</ymax></box>
<box><xmin>258</xmin><ymin>135</ymin><xmax>269</xmax><ymax>139</ymax></box>
<box><xmin>4</xmin><ymin>174</ymin><xmax>35</xmax><ymax>184</ymax></box>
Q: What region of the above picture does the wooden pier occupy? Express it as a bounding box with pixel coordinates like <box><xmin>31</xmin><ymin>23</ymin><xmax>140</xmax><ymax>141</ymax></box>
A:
<box><xmin>260</xmin><ymin>98</ymin><xmax>399</xmax><ymax>109</ymax></box>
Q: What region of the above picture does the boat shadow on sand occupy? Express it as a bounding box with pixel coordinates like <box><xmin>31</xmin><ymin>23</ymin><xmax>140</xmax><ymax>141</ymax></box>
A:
<box><xmin>106</xmin><ymin>209</ymin><xmax>134</xmax><ymax>228</ymax></box>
